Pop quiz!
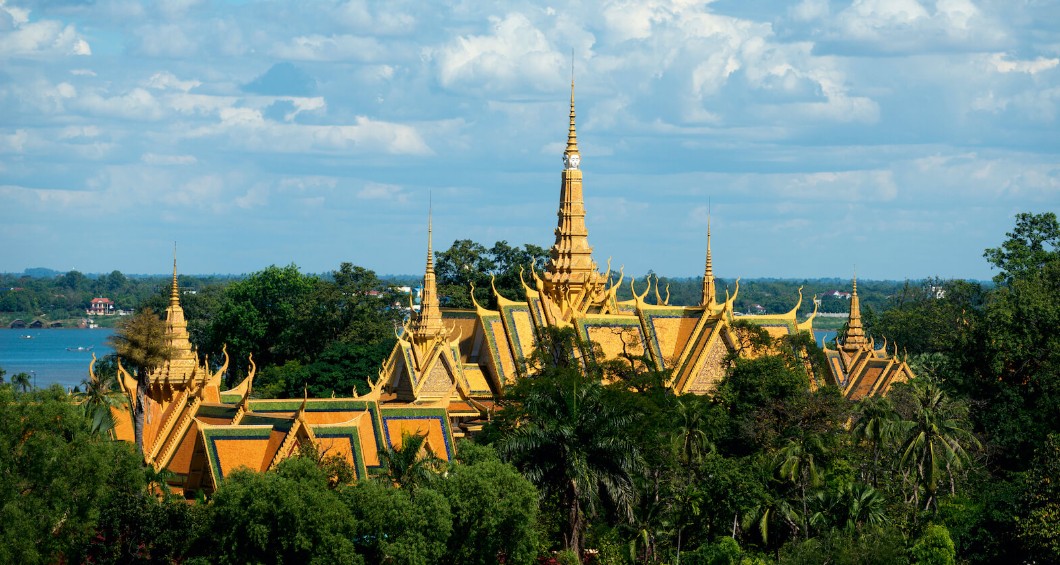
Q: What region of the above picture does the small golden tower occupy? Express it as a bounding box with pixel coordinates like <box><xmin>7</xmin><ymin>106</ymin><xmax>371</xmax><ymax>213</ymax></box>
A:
<box><xmin>411</xmin><ymin>208</ymin><xmax>446</xmax><ymax>345</ymax></box>
<box><xmin>843</xmin><ymin>274</ymin><xmax>869</xmax><ymax>350</ymax></box>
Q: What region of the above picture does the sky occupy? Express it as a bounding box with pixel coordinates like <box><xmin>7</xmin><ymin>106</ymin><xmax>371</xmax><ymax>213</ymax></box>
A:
<box><xmin>1</xmin><ymin>0</ymin><xmax>1057</xmax><ymax>281</ymax></box>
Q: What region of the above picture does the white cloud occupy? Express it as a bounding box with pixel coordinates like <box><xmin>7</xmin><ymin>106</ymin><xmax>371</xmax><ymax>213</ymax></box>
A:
<box><xmin>0</xmin><ymin>3</ymin><xmax>92</xmax><ymax>59</ymax></box>
<box><xmin>433</xmin><ymin>13</ymin><xmax>565</xmax><ymax>95</ymax></box>
<box><xmin>141</xmin><ymin>153</ymin><xmax>197</xmax><ymax>165</ymax></box>
<box><xmin>357</xmin><ymin>182</ymin><xmax>407</xmax><ymax>202</ymax></box>
<box><xmin>78</xmin><ymin>88</ymin><xmax>165</xmax><ymax>121</ymax></box>
<box><xmin>271</xmin><ymin>34</ymin><xmax>384</xmax><ymax>62</ymax></box>
<box><xmin>989</xmin><ymin>53</ymin><xmax>1059</xmax><ymax>75</ymax></box>
<box><xmin>813</xmin><ymin>0</ymin><xmax>1006</xmax><ymax>53</ymax></box>
<box><xmin>146</xmin><ymin>71</ymin><xmax>202</xmax><ymax>92</ymax></box>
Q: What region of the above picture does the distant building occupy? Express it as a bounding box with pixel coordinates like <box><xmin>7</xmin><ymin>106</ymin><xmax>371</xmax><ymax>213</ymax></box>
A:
<box><xmin>88</xmin><ymin>297</ymin><xmax>115</xmax><ymax>315</ymax></box>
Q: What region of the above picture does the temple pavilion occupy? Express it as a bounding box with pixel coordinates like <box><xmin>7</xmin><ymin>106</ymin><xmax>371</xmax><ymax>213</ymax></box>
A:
<box><xmin>102</xmin><ymin>257</ymin><xmax>455</xmax><ymax>497</ymax></box>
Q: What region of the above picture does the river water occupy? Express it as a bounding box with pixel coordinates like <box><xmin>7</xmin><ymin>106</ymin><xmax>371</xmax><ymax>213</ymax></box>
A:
<box><xmin>0</xmin><ymin>328</ymin><xmax>115</xmax><ymax>390</ymax></box>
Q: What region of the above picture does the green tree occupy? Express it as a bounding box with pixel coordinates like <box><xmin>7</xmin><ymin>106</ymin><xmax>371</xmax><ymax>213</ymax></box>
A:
<box><xmin>673</xmin><ymin>396</ymin><xmax>715</xmax><ymax>467</ymax></box>
<box><xmin>377</xmin><ymin>432</ymin><xmax>444</xmax><ymax>492</ymax></box>
<box><xmin>893</xmin><ymin>381</ymin><xmax>980</xmax><ymax>510</ymax></box>
<box><xmin>497</xmin><ymin>329</ymin><xmax>642</xmax><ymax>557</ymax></box>
<box><xmin>983</xmin><ymin>211</ymin><xmax>1059</xmax><ymax>285</ymax></box>
<box><xmin>10</xmin><ymin>371</ymin><xmax>31</xmax><ymax>392</ymax></box>
<box><xmin>200</xmin><ymin>456</ymin><xmax>361</xmax><ymax>565</ymax></box>
<box><xmin>109</xmin><ymin>308</ymin><xmax>172</xmax><ymax>454</ymax></box>
<box><xmin>341</xmin><ymin>480</ymin><xmax>452</xmax><ymax>565</ymax></box>
<box><xmin>74</xmin><ymin>356</ymin><xmax>128</xmax><ymax>438</ymax></box>
<box><xmin>0</xmin><ymin>386</ymin><xmax>147</xmax><ymax>564</ymax></box>
<box><xmin>438</xmin><ymin>441</ymin><xmax>540</xmax><ymax>564</ymax></box>
<box><xmin>203</xmin><ymin>264</ymin><xmax>316</xmax><ymax>380</ymax></box>
<box><xmin>78</xmin><ymin>489</ymin><xmax>199</xmax><ymax>564</ymax></box>
<box><xmin>851</xmin><ymin>396</ymin><xmax>898</xmax><ymax>487</ymax></box>
<box><xmin>910</xmin><ymin>524</ymin><xmax>956</xmax><ymax>565</ymax></box>
<box><xmin>1017</xmin><ymin>433</ymin><xmax>1060</xmax><ymax>559</ymax></box>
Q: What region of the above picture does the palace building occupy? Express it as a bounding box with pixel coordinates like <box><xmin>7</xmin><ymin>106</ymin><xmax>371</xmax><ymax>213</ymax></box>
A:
<box><xmin>376</xmin><ymin>81</ymin><xmax>911</xmax><ymax>434</ymax></box>
<box><xmin>98</xmin><ymin>81</ymin><xmax>910</xmax><ymax>491</ymax></box>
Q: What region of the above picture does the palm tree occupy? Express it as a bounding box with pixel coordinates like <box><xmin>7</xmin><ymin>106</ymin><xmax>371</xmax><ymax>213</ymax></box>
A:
<box><xmin>742</xmin><ymin>496</ymin><xmax>799</xmax><ymax>547</ymax></box>
<box><xmin>672</xmin><ymin>396</ymin><xmax>713</xmax><ymax>467</ymax></box>
<box><xmin>75</xmin><ymin>354</ymin><xmax>128</xmax><ymax>438</ymax></box>
<box><xmin>10</xmin><ymin>371</ymin><xmax>32</xmax><ymax>393</ymax></box>
<box><xmin>812</xmin><ymin>481</ymin><xmax>888</xmax><ymax>534</ymax></box>
<box><xmin>776</xmin><ymin>434</ymin><xmax>825</xmax><ymax>539</ymax></box>
<box><xmin>377</xmin><ymin>431</ymin><xmax>443</xmax><ymax>492</ymax></box>
<box><xmin>108</xmin><ymin>309</ymin><xmax>172</xmax><ymax>455</ymax></box>
<box><xmin>498</xmin><ymin>371</ymin><xmax>642</xmax><ymax>558</ymax></box>
<box><xmin>852</xmin><ymin>395</ymin><xmax>898</xmax><ymax>486</ymax></box>
<box><xmin>896</xmin><ymin>381</ymin><xmax>980</xmax><ymax>510</ymax></box>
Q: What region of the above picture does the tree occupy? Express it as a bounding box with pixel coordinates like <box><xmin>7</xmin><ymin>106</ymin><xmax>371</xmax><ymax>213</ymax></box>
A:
<box><xmin>341</xmin><ymin>480</ymin><xmax>452</xmax><ymax>565</ymax></box>
<box><xmin>910</xmin><ymin>524</ymin><xmax>956</xmax><ymax>565</ymax></box>
<box><xmin>10</xmin><ymin>371</ymin><xmax>31</xmax><ymax>393</ymax></box>
<box><xmin>200</xmin><ymin>456</ymin><xmax>361</xmax><ymax>565</ymax></box>
<box><xmin>0</xmin><ymin>386</ymin><xmax>147</xmax><ymax>563</ymax></box>
<box><xmin>377</xmin><ymin>432</ymin><xmax>444</xmax><ymax>492</ymax></box>
<box><xmin>202</xmin><ymin>264</ymin><xmax>316</xmax><ymax>380</ymax></box>
<box><xmin>1017</xmin><ymin>433</ymin><xmax>1060</xmax><ymax>559</ymax></box>
<box><xmin>852</xmin><ymin>396</ymin><xmax>898</xmax><ymax>487</ymax></box>
<box><xmin>893</xmin><ymin>381</ymin><xmax>980</xmax><ymax>510</ymax></box>
<box><xmin>75</xmin><ymin>355</ymin><xmax>128</xmax><ymax>438</ymax></box>
<box><xmin>673</xmin><ymin>396</ymin><xmax>715</xmax><ymax>467</ymax></box>
<box><xmin>438</xmin><ymin>442</ymin><xmax>540</xmax><ymax>564</ymax></box>
<box><xmin>983</xmin><ymin>211</ymin><xmax>1060</xmax><ymax>285</ymax></box>
<box><xmin>497</xmin><ymin>328</ymin><xmax>643</xmax><ymax>557</ymax></box>
<box><xmin>109</xmin><ymin>308</ymin><xmax>172</xmax><ymax>454</ymax></box>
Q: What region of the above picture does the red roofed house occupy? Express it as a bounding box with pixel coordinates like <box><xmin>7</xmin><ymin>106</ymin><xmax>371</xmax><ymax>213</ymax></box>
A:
<box><xmin>89</xmin><ymin>297</ymin><xmax>115</xmax><ymax>315</ymax></box>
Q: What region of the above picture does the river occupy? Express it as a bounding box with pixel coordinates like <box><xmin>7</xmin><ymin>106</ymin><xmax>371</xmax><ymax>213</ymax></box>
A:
<box><xmin>0</xmin><ymin>328</ymin><xmax>115</xmax><ymax>391</ymax></box>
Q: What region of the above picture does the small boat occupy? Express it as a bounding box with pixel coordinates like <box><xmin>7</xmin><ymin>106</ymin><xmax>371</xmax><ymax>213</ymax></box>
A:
<box><xmin>20</xmin><ymin>335</ymin><xmax>33</xmax><ymax>339</ymax></box>
<box><xmin>66</xmin><ymin>346</ymin><xmax>94</xmax><ymax>352</ymax></box>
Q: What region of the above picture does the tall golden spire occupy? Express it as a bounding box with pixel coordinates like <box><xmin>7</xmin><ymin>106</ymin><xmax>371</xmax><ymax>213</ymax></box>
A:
<box><xmin>544</xmin><ymin>75</ymin><xmax>597</xmax><ymax>296</ymax></box>
<box><xmin>565</xmin><ymin>73</ymin><xmax>579</xmax><ymax>158</ymax></box>
<box><xmin>170</xmin><ymin>243</ymin><xmax>180</xmax><ymax>307</ymax></box>
<box><xmin>701</xmin><ymin>213</ymin><xmax>717</xmax><ymax>308</ymax></box>
<box><xmin>413</xmin><ymin>204</ymin><xmax>444</xmax><ymax>339</ymax></box>
<box><xmin>160</xmin><ymin>244</ymin><xmax>198</xmax><ymax>385</ymax></box>
<box><xmin>844</xmin><ymin>271</ymin><xmax>868</xmax><ymax>349</ymax></box>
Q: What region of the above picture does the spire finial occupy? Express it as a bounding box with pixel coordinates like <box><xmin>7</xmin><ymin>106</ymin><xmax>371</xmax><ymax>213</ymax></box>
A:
<box><xmin>170</xmin><ymin>242</ymin><xmax>180</xmax><ymax>306</ymax></box>
<box><xmin>564</xmin><ymin>55</ymin><xmax>580</xmax><ymax>167</ymax></box>
<box><xmin>844</xmin><ymin>267</ymin><xmax>868</xmax><ymax>349</ymax></box>
<box><xmin>427</xmin><ymin>192</ymin><xmax>433</xmax><ymax>269</ymax></box>
<box><xmin>701</xmin><ymin>202</ymin><xmax>717</xmax><ymax>308</ymax></box>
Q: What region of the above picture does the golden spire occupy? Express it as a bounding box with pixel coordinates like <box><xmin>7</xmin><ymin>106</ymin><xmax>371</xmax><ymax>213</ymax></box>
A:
<box><xmin>844</xmin><ymin>271</ymin><xmax>868</xmax><ymax>349</ymax></box>
<box><xmin>701</xmin><ymin>213</ymin><xmax>717</xmax><ymax>308</ymax></box>
<box><xmin>413</xmin><ymin>204</ymin><xmax>444</xmax><ymax>339</ymax></box>
<box><xmin>170</xmin><ymin>242</ymin><xmax>180</xmax><ymax>307</ymax></box>
<box><xmin>544</xmin><ymin>73</ymin><xmax>598</xmax><ymax>298</ymax></box>
<box><xmin>158</xmin><ymin>244</ymin><xmax>198</xmax><ymax>387</ymax></box>
<box><xmin>565</xmin><ymin>74</ymin><xmax>579</xmax><ymax>158</ymax></box>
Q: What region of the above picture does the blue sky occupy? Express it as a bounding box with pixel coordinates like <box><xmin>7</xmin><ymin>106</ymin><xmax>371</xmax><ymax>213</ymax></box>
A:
<box><xmin>1</xmin><ymin>0</ymin><xmax>1057</xmax><ymax>280</ymax></box>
